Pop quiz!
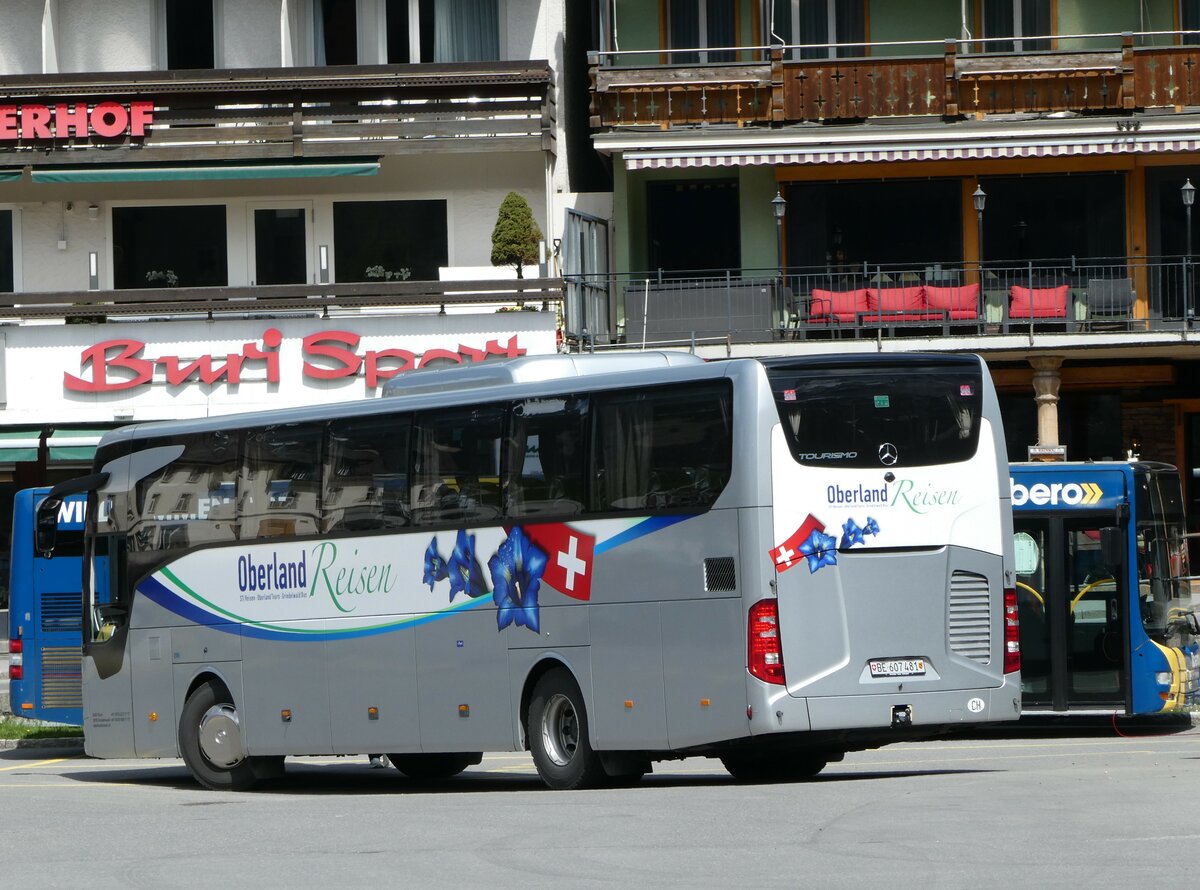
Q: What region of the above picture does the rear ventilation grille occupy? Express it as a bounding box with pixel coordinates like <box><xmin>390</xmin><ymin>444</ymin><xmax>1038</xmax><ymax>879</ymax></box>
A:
<box><xmin>40</xmin><ymin>646</ymin><xmax>83</xmax><ymax>709</ymax></box>
<box><xmin>949</xmin><ymin>571</ymin><xmax>992</xmax><ymax>664</ymax></box>
<box><xmin>704</xmin><ymin>557</ymin><xmax>737</xmax><ymax>592</ymax></box>
<box><xmin>40</xmin><ymin>589</ymin><xmax>81</xmax><ymax>633</ymax></box>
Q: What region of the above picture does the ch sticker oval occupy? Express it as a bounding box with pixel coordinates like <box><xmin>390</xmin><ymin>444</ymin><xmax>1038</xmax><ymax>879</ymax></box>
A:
<box><xmin>967</xmin><ymin>697</ymin><xmax>986</xmax><ymax>713</ymax></box>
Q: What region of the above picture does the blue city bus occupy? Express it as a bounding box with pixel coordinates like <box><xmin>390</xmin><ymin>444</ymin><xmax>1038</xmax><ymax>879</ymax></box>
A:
<box><xmin>7</xmin><ymin>487</ymin><xmax>86</xmax><ymax>725</ymax></box>
<box><xmin>1010</xmin><ymin>461</ymin><xmax>1199</xmax><ymax>715</ymax></box>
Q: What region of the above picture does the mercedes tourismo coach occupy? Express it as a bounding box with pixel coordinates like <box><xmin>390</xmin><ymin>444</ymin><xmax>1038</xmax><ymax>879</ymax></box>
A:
<box><xmin>1010</xmin><ymin>461</ymin><xmax>1199</xmax><ymax>714</ymax></box>
<box><xmin>36</xmin><ymin>352</ymin><xmax>1017</xmax><ymax>790</ymax></box>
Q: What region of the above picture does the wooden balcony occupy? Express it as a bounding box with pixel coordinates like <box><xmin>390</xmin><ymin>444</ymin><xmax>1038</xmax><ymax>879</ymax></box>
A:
<box><xmin>589</xmin><ymin>37</ymin><xmax>1200</xmax><ymax>128</ymax></box>
<box><xmin>0</xmin><ymin>61</ymin><xmax>556</xmax><ymax>167</ymax></box>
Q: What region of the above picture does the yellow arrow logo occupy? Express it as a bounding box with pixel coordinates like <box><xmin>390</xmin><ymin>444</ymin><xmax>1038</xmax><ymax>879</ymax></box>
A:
<box><xmin>1082</xmin><ymin>482</ymin><xmax>1103</xmax><ymax>505</ymax></box>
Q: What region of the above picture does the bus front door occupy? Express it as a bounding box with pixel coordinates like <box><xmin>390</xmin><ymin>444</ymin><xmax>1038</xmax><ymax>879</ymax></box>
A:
<box><xmin>1014</xmin><ymin>517</ymin><xmax>1128</xmax><ymax>712</ymax></box>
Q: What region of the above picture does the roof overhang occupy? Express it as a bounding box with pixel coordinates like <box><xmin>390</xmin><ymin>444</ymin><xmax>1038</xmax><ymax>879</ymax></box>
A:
<box><xmin>601</xmin><ymin>113</ymin><xmax>1200</xmax><ymax>170</ymax></box>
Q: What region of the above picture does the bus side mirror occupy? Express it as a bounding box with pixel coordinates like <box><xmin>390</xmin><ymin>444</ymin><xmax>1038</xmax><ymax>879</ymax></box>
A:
<box><xmin>1100</xmin><ymin>526</ymin><xmax>1123</xmax><ymax>569</ymax></box>
<box><xmin>35</xmin><ymin>496</ymin><xmax>61</xmax><ymax>557</ymax></box>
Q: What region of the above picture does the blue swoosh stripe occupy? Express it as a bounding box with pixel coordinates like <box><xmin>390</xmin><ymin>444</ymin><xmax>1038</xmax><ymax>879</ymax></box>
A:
<box><xmin>594</xmin><ymin>514</ymin><xmax>693</xmax><ymax>555</ymax></box>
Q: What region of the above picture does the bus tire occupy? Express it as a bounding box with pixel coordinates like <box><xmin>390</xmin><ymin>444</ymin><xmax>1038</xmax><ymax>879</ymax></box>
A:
<box><xmin>389</xmin><ymin>753</ymin><xmax>478</xmax><ymax>781</ymax></box>
<box><xmin>720</xmin><ymin>752</ymin><xmax>828</xmax><ymax>783</ymax></box>
<box><xmin>528</xmin><ymin>669</ymin><xmax>605</xmax><ymax>790</ymax></box>
<box><xmin>179</xmin><ymin>680</ymin><xmax>259</xmax><ymax>792</ymax></box>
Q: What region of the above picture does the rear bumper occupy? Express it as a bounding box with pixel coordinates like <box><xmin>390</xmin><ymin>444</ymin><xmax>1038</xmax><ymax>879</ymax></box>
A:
<box><xmin>750</xmin><ymin>670</ymin><xmax>1022</xmax><ymax>736</ymax></box>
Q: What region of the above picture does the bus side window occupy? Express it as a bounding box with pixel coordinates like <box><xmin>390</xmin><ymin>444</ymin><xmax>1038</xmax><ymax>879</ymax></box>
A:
<box><xmin>241</xmin><ymin>424</ymin><xmax>322</xmax><ymax>539</ymax></box>
<box><xmin>412</xmin><ymin>405</ymin><xmax>504</xmax><ymax>526</ymax></box>
<box><xmin>322</xmin><ymin>415</ymin><xmax>411</xmax><ymax>533</ymax></box>
<box><xmin>131</xmin><ymin>432</ymin><xmax>239</xmax><ymax>552</ymax></box>
<box><xmin>592</xmin><ymin>381</ymin><xmax>732</xmax><ymax>513</ymax></box>
<box><xmin>506</xmin><ymin>397</ymin><xmax>587</xmax><ymax>519</ymax></box>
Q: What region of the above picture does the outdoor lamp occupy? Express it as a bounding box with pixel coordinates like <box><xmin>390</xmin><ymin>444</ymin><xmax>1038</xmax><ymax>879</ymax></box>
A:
<box><xmin>973</xmin><ymin>185</ymin><xmax>987</xmax><ymax>213</ymax></box>
<box><xmin>1183</xmin><ymin>179</ymin><xmax>1196</xmax><ymax>208</ymax></box>
<box><xmin>772</xmin><ymin>190</ymin><xmax>787</xmax><ymax>221</ymax></box>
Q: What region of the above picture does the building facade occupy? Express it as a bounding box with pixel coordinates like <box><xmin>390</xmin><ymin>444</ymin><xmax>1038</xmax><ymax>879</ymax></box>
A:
<box><xmin>0</xmin><ymin>0</ymin><xmax>613</xmax><ymax>603</ymax></box>
<box><xmin>584</xmin><ymin>0</ymin><xmax>1200</xmax><ymax>531</ymax></box>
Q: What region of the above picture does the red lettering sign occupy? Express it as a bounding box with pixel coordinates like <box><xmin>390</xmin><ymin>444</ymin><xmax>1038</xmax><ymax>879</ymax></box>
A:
<box><xmin>63</xmin><ymin>331</ymin><xmax>529</xmax><ymax>394</ymax></box>
<box><xmin>0</xmin><ymin>101</ymin><xmax>154</xmax><ymax>142</ymax></box>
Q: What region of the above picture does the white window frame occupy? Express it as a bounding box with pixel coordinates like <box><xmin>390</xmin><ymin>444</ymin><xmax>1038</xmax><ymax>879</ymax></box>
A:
<box><xmin>246</xmin><ymin>202</ymin><xmax>315</xmax><ymax>287</ymax></box>
<box><xmin>776</xmin><ymin>0</ymin><xmax>843</xmax><ymax>60</ymax></box>
<box><xmin>155</xmin><ymin>0</ymin><xmax>223</xmax><ymax>70</ymax></box>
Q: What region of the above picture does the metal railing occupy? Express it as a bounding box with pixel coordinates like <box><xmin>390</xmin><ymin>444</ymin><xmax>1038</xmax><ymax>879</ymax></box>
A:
<box><xmin>583</xmin><ymin>258</ymin><xmax>1199</xmax><ymax>348</ymax></box>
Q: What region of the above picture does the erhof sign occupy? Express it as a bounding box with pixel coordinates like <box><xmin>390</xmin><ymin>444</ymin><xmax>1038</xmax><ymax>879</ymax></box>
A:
<box><xmin>0</xmin><ymin>101</ymin><xmax>153</xmax><ymax>140</ymax></box>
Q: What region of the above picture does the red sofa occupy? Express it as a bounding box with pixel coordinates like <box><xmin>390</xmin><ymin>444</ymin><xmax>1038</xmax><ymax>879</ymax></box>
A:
<box><xmin>1009</xmin><ymin>284</ymin><xmax>1069</xmax><ymax>319</ymax></box>
<box><xmin>809</xmin><ymin>284</ymin><xmax>980</xmax><ymax>327</ymax></box>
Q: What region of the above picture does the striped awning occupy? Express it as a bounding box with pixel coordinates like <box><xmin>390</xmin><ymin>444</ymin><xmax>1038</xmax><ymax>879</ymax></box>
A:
<box><xmin>624</xmin><ymin>137</ymin><xmax>1200</xmax><ymax>170</ymax></box>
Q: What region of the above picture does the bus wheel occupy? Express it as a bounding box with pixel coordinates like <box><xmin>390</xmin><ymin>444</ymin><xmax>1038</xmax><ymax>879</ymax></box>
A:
<box><xmin>179</xmin><ymin>680</ymin><xmax>258</xmax><ymax>791</ymax></box>
<box><xmin>389</xmin><ymin>753</ymin><xmax>479</xmax><ymax>781</ymax></box>
<box><xmin>528</xmin><ymin>669</ymin><xmax>605</xmax><ymax>790</ymax></box>
<box><xmin>720</xmin><ymin>753</ymin><xmax>828</xmax><ymax>783</ymax></box>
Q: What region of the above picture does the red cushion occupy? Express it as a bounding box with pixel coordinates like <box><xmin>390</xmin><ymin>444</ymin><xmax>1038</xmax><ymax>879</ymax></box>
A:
<box><xmin>867</xmin><ymin>286</ymin><xmax>925</xmax><ymax>313</ymax></box>
<box><xmin>924</xmin><ymin>283</ymin><xmax>980</xmax><ymax>320</ymax></box>
<box><xmin>1010</xmin><ymin>285</ymin><xmax>1068</xmax><ymax>318</ymax></box>
<box><xmin>810</xmin><ymin>288</ymin><xmax>868</xmax><ymax>323</ymax></box>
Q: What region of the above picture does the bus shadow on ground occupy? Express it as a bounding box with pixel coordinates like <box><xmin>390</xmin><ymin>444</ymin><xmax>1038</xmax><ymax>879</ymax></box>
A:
<box><xmin>950</xmin><ymin>713</ymin><xmax>1194</xmax><ymax>740</ymax></box>
<box><xmin>54</xmin><ymin>761</ymin><xmax>997</xmax><ymax>795</ymax></box>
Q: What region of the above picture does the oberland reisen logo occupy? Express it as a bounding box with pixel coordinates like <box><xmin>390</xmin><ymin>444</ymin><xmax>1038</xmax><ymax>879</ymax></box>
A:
<box><xmin>878</xmin><ymin>443</ymin><xmax>898</xmax><ymax>466</ymax></box>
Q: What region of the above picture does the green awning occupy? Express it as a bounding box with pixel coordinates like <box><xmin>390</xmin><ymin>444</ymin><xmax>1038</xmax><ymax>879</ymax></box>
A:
<box><xmin>31</xmin><ymin>161</ymin><xmax>380</xmax><ymax>184</ymax></box>
<box><xmin>0</xmin><ymin>430</ymin><xmax>43</xmax><ymax>463</ymax></box>
<box><xmin>48</xmin><ymin>428</ymin><xmax>108</xmax><ymax>463</ymax></box>
<box><xmin>0</xmin><ymin>170</ymin><xmax>21</xmax><ymax>182</ymax></box>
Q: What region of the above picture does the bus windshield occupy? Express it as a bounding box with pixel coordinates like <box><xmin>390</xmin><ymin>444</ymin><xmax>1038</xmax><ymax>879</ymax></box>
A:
<box><xmin>767</xmin><ymin>361</ymin><xmax>982</xmax><ymax>468</ymax></box>
<box><xmin>1135</xmin><ymin>471</ymin><xmax>1198</xmax><ymax>644</ymax></box>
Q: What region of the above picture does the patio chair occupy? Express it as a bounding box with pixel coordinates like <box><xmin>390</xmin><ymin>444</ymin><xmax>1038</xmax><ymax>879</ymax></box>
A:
<box><xmin>1084</xmin><ymin>278</ymin><xmax>1135</xmax><ymax>329</ymax></box>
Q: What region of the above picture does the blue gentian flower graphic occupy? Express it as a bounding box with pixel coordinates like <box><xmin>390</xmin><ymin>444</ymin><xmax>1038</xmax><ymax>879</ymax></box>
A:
<box><xmin>423</xmin><ymin>537</ymin><xmax>449</xmax><ymax>591</ymax></box>
<box><xmin>840</xmin><ymin>518</ymin><xmax>865</xmax><ymax>549</ymax></box>
<box><xmin>800</xmin><ymin>528</ymin><xmax>838</xmax><ymax>574</ymax></box>
<box><xmin>448</xmin><ymin>529</ymin><xmax>490</xmax><ymax>601</ymax></box>
<box><xmin>489</xmin><ymin>526</ymin><xmax>548</xmax><ymax>633</ymax></box>
<box><xmin>864</xmin><ymin>517</ymin><xmax>880</xmax><ymax>537</ymax></box>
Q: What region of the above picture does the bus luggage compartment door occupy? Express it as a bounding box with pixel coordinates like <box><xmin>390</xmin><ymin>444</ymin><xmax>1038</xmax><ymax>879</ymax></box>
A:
<box><xmin>775</xmin><ymin>546</ymin><xmax>1003</xmax><ymax>718</ymax></box>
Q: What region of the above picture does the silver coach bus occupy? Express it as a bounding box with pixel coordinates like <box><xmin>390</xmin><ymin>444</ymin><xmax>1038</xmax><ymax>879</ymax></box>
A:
<box><xmin>37</xmin><ymin>352</ymin><xmax>1018</xmax><ymax>790</ymax></box>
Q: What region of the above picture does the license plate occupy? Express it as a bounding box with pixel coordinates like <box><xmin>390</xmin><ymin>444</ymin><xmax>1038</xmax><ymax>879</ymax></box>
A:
<box><xmin>869</xmin><ymin>658</ymin><xmax>926</xmax><ymax>678</ymax></box>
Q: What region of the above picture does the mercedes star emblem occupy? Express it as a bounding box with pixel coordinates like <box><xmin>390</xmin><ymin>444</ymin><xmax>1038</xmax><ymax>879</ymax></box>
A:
<box><xmin>878</xmin><ymin>443</ymin><xmax>898</xmax><ymax>466</ymax></box>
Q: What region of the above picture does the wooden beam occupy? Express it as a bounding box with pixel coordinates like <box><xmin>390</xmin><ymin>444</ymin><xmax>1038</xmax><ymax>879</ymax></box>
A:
<box><xmin>990</xmin><ymin>364</ymin><xmax>1176</xmax><ymax>391</ymax></box>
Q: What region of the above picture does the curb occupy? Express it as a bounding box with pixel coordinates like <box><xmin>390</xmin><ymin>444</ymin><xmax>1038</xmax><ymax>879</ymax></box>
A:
<box><xmin>0</xmin><ymin>737</ymin><xmax>85</xmax><ymax>753</ymax></box>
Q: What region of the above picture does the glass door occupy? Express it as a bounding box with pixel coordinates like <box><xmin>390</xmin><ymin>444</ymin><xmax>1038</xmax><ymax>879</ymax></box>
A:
<box><xmin>1014</xmin><ymin>516</ymin><xmax>1127</xmax><ymax>710</ymax></box>
<box><xmin>249</xmin><ymin>204</ymin><xmax>311</xmax><ymax>286</ymax></box>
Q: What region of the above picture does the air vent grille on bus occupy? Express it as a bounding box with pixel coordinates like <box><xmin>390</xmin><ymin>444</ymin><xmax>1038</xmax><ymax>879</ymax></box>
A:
<box><xmin>40</xmin><ymin>589</ymin><xmax>82</xmax><ymax>634</ymax></box>
<box><xmin>39</xmin><ymin>646</ymin><xmax>83</xmax><ymax>709</ymax></box>
<box><xmin>948</xmin><ymin>571</ymin><xmax>992</xmax><ymax>664</ymax></box>
<box><xmin>704</xmin><ymin>557</ymin><xmax>737</xmax><ymax>592</ymax></box>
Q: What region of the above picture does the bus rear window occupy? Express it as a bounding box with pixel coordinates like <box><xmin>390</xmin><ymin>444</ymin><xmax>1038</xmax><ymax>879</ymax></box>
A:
<box><xmin>768</xmin><ymin>364</ymin><xmax>983</xmax><ymax>468</ymax></box>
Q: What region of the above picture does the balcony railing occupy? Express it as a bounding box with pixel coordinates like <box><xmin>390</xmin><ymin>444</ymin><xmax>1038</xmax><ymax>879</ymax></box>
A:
<box><xmin>589</xmin><ymin>32</ymin><xmax>1200</xmax><ymax>128</ymax></box>
<box><xmin>0</xmin><ymin>62</ymin><xmax>555</xmax><ymax>166</ymax></box>
<box><xmin>0</xmin><ymin>278</ymin><xmax>565</xmax><ymax>321</ymax></box>
<box><xmin>589</xmin><ymin>258</ymin><xmax>1198</xmax><ymax>348</ymax></box>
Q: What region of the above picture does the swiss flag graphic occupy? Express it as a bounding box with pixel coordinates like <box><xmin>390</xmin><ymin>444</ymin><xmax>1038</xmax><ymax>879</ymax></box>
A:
<box><xmin>524</xmin><ymin>523</ymin><xmax>596</xmax><ymax>601</ymax></box>
<box><xmin>769</xmin><ymin>514</ymin><xmax>825</xmax><ymax>573</ymax></box>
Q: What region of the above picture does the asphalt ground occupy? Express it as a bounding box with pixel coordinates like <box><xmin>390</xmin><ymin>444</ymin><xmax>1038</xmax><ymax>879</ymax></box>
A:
<box><xmin>2</xmin><ymin>720</ymin><xmax>1197</xmax><ymax>889</ymax></box>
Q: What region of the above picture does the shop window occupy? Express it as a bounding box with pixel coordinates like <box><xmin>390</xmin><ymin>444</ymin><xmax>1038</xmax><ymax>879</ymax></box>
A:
<box><xmin>164</xmin><ymin>0</ymin><xmax>215</xmax><ymax>69</ymax></box>
<box><xmin>386</xmin><ymin>0</ymin><xmax>501</xmax><ymax>63</ymax></box>
<box><xmin>668</xmin><ymin>0</ymin><xmax>737</xmax><ymax>63</ymax></box>
<box><xmin>981</xmin><ymin>0</ymin><xmax>1051</xmax><ymax>53</ymax></box>
<box><xmin>772</xmin><ymin>0</ymin><xmax>866</xmax><ymax>59</ymax></box>
<box><xmin>0</xmin><ymin>211</ymin><xmax>12</xmax><ymax>294</ymax></box>
<box><xmin>112</xmin><ymin>205</ymin><xmax>229</xmax><ymax>290</ymax></box>
<box><xmin>332</xmin><ymin>200</ymin><xmax>448</xmax><ymax>282</ymax></box>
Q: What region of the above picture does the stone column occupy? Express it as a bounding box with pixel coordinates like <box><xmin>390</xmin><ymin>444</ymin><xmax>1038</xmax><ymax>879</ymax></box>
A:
<box><xmin>1029</xmin><ymin>356</ymin><xmax>1064</xmax><ymax>446</ymax></box>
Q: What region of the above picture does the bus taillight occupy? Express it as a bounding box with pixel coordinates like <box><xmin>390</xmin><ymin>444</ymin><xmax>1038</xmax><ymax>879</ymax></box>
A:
<box><xmin>1003</xmin><ymin>587</ymin><xmax>1020</xmax><ymax>675</ymax></box>
<box><xmin>748</xmin><ymin>599</ymin><xmax>786</xmax><ymax>686</ymax></box>
<box><xmin>8</xmin><ymin>637</ymin><xmax>22</xmax><ymax>681</ymax></box>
